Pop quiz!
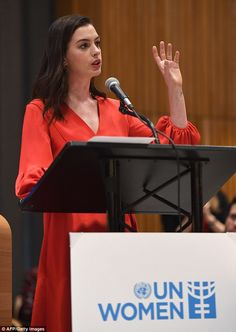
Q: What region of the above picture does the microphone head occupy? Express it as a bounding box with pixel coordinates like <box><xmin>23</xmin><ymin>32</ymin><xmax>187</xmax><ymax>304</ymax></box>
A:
<box><xmin>105</xmin><ymin>77</ymin><xmax>120</xmax><ymax>91</ymax></box>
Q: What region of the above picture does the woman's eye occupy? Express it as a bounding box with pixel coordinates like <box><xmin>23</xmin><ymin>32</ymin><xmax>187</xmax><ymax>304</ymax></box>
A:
<box><xmin>95</xmin><ymin>40</ymin><xmax>101</xmax><ymax>48</ymax></box>
<box><xmin>80</xmin><ymin>43</ymin><xmax>89</xmax><ymax>49</ymax></box>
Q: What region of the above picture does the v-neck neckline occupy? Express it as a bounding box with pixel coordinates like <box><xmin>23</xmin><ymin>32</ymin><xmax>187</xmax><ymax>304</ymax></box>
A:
<box><xmin>64</xmin><ymin>98</ymin><xmax>101</xmax><ymax>135</ymax></box>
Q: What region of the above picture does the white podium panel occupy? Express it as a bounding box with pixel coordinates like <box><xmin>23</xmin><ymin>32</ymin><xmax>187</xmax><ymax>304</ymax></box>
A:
<box><xmin>70</xmin><ymin>233</ymin><xmax>236</xmax><ymax>332</ymax></box>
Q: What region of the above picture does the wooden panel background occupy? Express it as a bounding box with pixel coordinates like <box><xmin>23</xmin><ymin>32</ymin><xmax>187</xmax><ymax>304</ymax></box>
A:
<box><xmin>56</xmin><ymin>0</ymin><xmax>236</xmax><ymax>231</ymax></box>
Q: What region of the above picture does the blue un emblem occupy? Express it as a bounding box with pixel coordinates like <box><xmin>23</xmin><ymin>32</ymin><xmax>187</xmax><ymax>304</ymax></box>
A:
<box><xmin>187</xmin><ymin>281</ymin><xmax>216</xmax><ymax>319</ymax></box>
<box><xmin>134</xmin><ymin>282</ymin><xmax>152</xmax><ymax>299</ymax></box>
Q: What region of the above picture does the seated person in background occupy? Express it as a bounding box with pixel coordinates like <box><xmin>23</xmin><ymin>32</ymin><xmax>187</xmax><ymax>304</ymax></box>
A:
<box><xmin>225</xmin><ymin>197</ymin><xmax>236</xmax><ymax>232</ymax></box>
<box><xmin>203</xmin><ymin>190</ymin><xmax>229</xmax><ymax>232</ymax></box>
<box><xmin>167</xmin><ymin>190</ymin><xmax>229</xmax><ymax>232</ymax></box>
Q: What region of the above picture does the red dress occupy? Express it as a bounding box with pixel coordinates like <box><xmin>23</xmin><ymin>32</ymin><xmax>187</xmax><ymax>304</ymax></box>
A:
<box><xmin>15</xmin><ymin>97</ymin><xmax>200</xmax><ymax>331</ymax></box>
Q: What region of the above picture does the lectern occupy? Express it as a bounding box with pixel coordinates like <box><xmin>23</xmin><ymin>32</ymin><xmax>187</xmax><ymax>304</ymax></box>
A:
<box><xmin>20</xmin><ymin>142</ymin><xmax>236</xmax><ymax>232</ymax></box>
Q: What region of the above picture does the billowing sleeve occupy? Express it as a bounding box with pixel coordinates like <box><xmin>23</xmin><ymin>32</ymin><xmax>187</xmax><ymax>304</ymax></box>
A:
<box><xmin>127</xmin><ymin>113</ymin><xmax>200</xmax><ymax>144</ymax></box>
<box><xmin>156</xmin><ymin>116</ymin><xmax>200</xmax><ymax>144</ymax></box>
<box><xmin>15</xmin><ymin>101</ymin><xmax>53</xmax><ymax>199</ymax></box>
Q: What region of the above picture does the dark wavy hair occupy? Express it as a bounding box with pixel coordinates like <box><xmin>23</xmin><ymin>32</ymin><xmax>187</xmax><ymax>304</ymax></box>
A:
<box><xmin>32</xmin><ymin>14</ymin><xmax>106</xmax><ymax>121</ymax></box>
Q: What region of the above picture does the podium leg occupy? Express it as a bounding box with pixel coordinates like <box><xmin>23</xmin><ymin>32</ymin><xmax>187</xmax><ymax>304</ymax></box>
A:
<box><xmin>190</xmin><ymin>161</ymin><xmax>203</xmax><ymax>232</ymax></box>
<box><xmin>105</xmin><ymin>159</ymin><xmax>124</xmax><ymax>232</ymax></box>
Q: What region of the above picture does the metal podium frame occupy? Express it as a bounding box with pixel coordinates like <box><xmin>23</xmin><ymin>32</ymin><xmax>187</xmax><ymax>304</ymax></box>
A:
<box><xmin>20</xmin><ymin>142</ymin><xmax>236</xmax><ymax>232</ymax></box>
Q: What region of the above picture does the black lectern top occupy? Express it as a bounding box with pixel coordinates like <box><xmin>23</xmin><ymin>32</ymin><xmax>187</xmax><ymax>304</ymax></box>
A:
<box><xmin>20</xmin><ymin>142</ymin><xmax>236</xmax><ymax>216</ymax></box>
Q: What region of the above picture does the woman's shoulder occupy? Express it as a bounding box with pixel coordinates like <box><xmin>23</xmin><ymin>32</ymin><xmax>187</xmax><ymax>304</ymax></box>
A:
<box><xmin>26</xmin><ymin>98</ymin><xmax>45</xmax><ymax>112</ymax></box>
<box><xmin>25</xmin><ymin>99</ymin><xmax>52</xmax><ymax>120</ymax></box>
<box><xmin>24</xmin><ymin>99</ymin><xmax>52</xmax><ymax>124</ymax></box>
<box><xmin>97</xmin><ymin>96</ymin><xmax>120</xmax><ymax>109</ymax></box>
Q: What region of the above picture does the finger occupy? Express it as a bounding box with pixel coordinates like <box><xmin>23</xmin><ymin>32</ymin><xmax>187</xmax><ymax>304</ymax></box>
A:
<box><xmin>159</xmin><ymin>41</ymin><xmax>166</xmax><ymax>60</ymax></box>
<box><xmin>152</xmin><ymin>45</ymin><xmax>162</xmax><ymax>67</ymax></box>
<box><xmin>152</xmin><ymin>45</ymin><xmax>159</xmax><ymax>59</ymax></box>
<box><xmin>166</xmin><ymin>43</ymin><xmax>172</xmax><ymax>60</ymax></box>
<box><xmin>174</xmin><ymin>50</ymin><xmax>180</xmax><ymax>64</ymax></box>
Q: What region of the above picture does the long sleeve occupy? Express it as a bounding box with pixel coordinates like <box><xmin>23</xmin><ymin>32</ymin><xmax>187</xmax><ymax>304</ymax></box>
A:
<box><xmin>15</xmin><ymin>101</ymin><xmax>53</xmax><ymax>199</ymax></box>
<box><xmin>156</xmin><ymin>115</ymin><xmax>200</xmax><ymax>144</ymax></box>
<box><xmin>127</xmin><ymin>112</ymin><xmax>200</xmax><ymax>145</ymax></box>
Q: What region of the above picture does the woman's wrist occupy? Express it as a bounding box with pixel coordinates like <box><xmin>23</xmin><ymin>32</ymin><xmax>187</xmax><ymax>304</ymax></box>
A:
<box><xmin>168</xmin><ymin>87</ymin><xmax>188</xmax><ymax>128</ymax></box>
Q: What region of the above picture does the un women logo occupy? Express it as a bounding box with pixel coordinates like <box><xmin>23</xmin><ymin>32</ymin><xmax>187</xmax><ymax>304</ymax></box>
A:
<box><xmin>134</xmin><ymin>282</ymin><xmax>152</xmax><ymax>299</ymax></box>
<box><xmin>187</xmin><ymin>281</ymin><xmax>217</xmax><ymax>319</ymax></box>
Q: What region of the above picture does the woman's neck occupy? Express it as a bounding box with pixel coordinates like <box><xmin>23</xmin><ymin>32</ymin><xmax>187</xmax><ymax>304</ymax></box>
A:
<box><xmin>67</xmin><ymin>76</ymin><xmax>92</xmax><ymax>103</ymax></box>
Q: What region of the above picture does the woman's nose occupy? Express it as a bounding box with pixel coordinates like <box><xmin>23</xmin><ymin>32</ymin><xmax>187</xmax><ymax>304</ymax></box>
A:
<box><xmin>92</xmin><ymin>44</ymin><xmax>100</xmax><ymax>56</ymax></box>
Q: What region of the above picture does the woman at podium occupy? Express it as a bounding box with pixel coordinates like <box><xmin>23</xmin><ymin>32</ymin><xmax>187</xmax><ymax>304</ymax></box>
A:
<box><xmin>15</xmin><ymin>14</ymin><xmax>200</xmax><ymax>332</ymax></box>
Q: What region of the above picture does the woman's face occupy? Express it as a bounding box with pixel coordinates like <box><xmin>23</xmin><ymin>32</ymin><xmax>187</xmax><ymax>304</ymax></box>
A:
<box><xmin>65</xmin><ymin>24</ymin><xmax>102</xmax><ymax>80</ymax></box>
<box><xmin>225</xmin><ymin>203</ymin><xmax>236</xmax><ymax>232</ymax></box>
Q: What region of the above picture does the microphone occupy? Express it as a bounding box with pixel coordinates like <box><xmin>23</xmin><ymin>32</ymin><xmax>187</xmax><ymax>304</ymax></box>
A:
<box><xmin>105</xmin><ymin>77</ymin><xmax>134</xmax><ymax>110</ymax></box>
<box><xmin>105</xmin><ymin>76</ymin><xmax>160</xmax><ymax>144</ymax></box>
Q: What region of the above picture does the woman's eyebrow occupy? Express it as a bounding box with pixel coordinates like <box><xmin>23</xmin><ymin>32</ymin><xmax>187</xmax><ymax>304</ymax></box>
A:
<box><xmin>76</xmin><ymin>35</ymin><xmax>100</xmax><ymax>43</ymax></box>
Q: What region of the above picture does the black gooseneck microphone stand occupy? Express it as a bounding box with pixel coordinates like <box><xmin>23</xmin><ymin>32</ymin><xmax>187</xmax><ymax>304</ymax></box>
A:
<box><xmin>119</xmin><ymin>101</ymin><xmax>160</xmax><ymax>144</ymax></box>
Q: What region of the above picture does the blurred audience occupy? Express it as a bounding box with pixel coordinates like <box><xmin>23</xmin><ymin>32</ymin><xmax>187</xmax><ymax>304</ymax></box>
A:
<box><xmin>225</xmin><ymin>196</ymin><xmax>236</xmax><ymax>232</ymax></box>
<box><xmin>203</xmin><ymin>190</ymin><xmax>229</xmax><ymax>232</ymax></box>
<box><xmin>162</xmin><ymin>190</ymin><xmax>230</xmax><ymax>232</ymax></box>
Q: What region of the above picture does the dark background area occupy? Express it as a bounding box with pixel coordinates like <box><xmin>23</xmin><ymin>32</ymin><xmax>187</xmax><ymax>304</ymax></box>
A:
<box><xmin>0</xmin><ymin>0</ymin><xmax>55</xmax><ymax>301</ymax></box>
